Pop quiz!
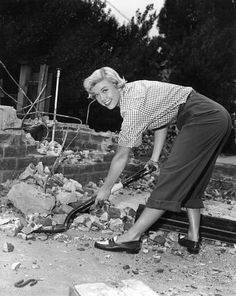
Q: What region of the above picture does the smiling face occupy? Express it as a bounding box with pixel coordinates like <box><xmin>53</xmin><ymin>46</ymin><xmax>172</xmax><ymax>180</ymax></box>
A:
<box><xmin>91</xmin><ymin>79</ymin><xmax>121</xmax><ymax>110</ymax></box>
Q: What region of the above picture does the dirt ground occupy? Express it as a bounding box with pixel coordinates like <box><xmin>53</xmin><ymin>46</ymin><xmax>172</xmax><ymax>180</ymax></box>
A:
<box><xmin>1</xmin><ymin>188</ymin><xmax>236</xmax><ymax>296</ymax></box>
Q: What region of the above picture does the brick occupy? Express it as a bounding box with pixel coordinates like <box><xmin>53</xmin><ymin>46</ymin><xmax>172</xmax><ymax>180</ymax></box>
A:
<box><xmin>0</xmin><ymin>170</ymin><xmax>19</xmax><ymax>183</ymax></box>
<box><xmin>92</xmin><ymin>162</ymin><xmax>110</xmax><ymax>172</ymax></box>
<box><xmin>88</xmin><ymin>172</ymin><xmax>107</xmax><ymax>183</ymax></box>
<box><xmin>16</xmin><ymin>156</ymin><xmax>40</xmax><ymax>170</ymax></box>
<box><xmin>90</xmin><ymin>133</ymin><xmax>110</xmax><ymax>143</ymax></box>
<box><xmin>4</xmin><ymin>145</ymin><xmax>27</xmax><ymax>157</ymax></box>
<box><xmin>0</xmin><ymin>132</ymin><xmax>24</xmax><ymax>146</ymax></box>
<box><xmin>68</xmin><ymin>173</ymin><xmax>89</xmax><ymax>185</ymax></box>
<box><xmin>39</xmin><ymin>155</ymin><xmax>58</xmax><ymax>167</ymax></box>
<box><xmin>64</xmin><ymin>164</ymin><xmax>96</xmax><ymax>175</ymax></box>
<box><xmin>0</xmin><ymin>158</ymin><xmax>16</xmax><ymax>170</ymax></box>
<box><xmin>103</xmin><ymin>152</ymin><xmax>115</xmax><ymax>162</ymax></box>
<box><xmin>16</xmin><ymin>154</ymin><xmax>56</xmax><ymax>170</ymax></box>
<box><xmin>77</xmin><ymin>132</ymin><xmax>90</xmax><ymax>142</ymax></box>
<box><xmin>79</xmin><ymin>142</ymin><xmax>99</xmax><ymax>150</ymax></box>
<box><xmin>126</xmin><ymin>163</ymin><xmax>143</xmax><ymax>173</ymax></box>
<box><xmin>26</xmin><ymin>144</ymin><xmax>38</xmax><ymax>154</ymax></box>
<box><xmin>79</xmin><ymin>125</ymin><xmax>91</xmax><ymax>132</ymax></box>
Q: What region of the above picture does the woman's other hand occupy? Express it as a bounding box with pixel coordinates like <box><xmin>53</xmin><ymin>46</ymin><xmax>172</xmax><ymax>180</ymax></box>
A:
<box><xmin>145</xmin><ymin>159</ymin><xmax>160</xmax><ymax>175</ymax></box>
<box><xmin>94</xmin><ymin>186</ymin><xmax>111</xmax><ymax>207</ymax></box>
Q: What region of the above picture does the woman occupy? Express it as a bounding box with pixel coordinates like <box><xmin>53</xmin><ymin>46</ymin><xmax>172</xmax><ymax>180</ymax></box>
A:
<box><xmin>83</xmin><ymin>66</ymin><xmax>232</xmax><ymax>254</ymax></box>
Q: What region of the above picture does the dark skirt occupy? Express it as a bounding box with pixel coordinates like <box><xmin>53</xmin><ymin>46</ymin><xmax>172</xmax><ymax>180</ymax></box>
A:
<box><xmin>146</xmin><ymin>91</ymin><xmax>232</xmax><ymax>212</ymax></box>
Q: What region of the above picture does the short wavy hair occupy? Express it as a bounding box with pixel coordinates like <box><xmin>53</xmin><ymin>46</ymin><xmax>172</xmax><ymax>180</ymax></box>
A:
<box><xmin>83</xmin><ymin>67</ymin><xmax>127</xmax><ymax>98</ymax></box>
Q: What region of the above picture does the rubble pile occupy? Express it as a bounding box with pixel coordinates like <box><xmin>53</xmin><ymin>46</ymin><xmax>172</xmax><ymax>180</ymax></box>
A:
<box><xmin>0</xmin><ymin>157</ymin><xmax>235</xmax><ymax>241</ymax></box>
<box><xmin>0</xmin><ymin>161</ymin><xmax>150</xmax><ymax>240</ymax></box>
<box><xmin>37</xmin><ymin>139</ymin><xmax>105</xmax><ymax>165</ymax></box>
<box><xmin>204</xmin><ymin>176</ymin><xmax>236</xmax><ymax>203</ymax></box>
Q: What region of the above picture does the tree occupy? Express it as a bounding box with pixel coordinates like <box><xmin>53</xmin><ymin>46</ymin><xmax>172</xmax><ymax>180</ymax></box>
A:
<box><xmin>157</xmin><ymin>0</ymin><xmax>236</xmax><ymax>111</ymax></box>
<box><xmin>0</xmin><ymin>0</ymin><xmax>164</xmax><ymax>131</ymax></box>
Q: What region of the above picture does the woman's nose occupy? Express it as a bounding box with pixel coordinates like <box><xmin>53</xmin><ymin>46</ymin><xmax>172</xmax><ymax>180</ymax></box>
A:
<box><xmin>100</xmin><ymin>93</ymin><xmax>107</xmax><ymax>101</ymax></box>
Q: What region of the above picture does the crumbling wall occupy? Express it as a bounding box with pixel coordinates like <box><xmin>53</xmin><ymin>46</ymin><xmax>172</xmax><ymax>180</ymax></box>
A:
<box><xmin>0</xmin><ymin>107</ymin><xmax>141</xmax><ymax>184</ymax></box>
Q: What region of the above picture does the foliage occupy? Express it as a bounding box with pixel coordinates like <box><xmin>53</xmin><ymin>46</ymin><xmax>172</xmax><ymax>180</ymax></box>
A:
<box><xmin>157</xmin><ymin>0</ymin><xmax>236</xmax><ymax>111</ymax></box>
<box><xmin>0</xmin><ymin>0</ymin><xmax>162</xmax><ymax>131</ymax></box>
<box><xmin>132</xmin><ymin>125</ymin><xmax>178</xmax><ymax>162</ymax></box>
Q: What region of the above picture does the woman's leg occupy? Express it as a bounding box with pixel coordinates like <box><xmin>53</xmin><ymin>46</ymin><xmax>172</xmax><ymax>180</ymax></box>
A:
<box><xmin>186</xmin><ymin>208</ymin><xmax>201</xmax><ymax>241</ymax></box>
<box><xmin>116</xmin><ymin>208</ymin><xmax>165</xmax><ymax>243</ymax></box>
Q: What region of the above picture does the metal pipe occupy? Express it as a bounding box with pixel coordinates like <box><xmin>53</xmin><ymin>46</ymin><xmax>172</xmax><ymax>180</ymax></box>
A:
<box><xmin>52</xmin><ymin>68</ymin><xmax>61</xmax><ymax>142</ymax></box>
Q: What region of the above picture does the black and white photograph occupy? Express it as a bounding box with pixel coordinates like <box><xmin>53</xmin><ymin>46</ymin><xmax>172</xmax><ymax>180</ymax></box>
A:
<box><xmin>0</xmin><ymin>1</ymin><xmax>235</xmax><ymax>295</ymax></box>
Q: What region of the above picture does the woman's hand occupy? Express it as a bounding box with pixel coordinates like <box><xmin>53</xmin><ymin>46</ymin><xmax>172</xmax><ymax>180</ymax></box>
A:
<box><xmin>145</xmin><ymin>159</ymin><xmax>160</xmax><ymax>175</ymax></box>
<box><xmin>94</xmin><ymin>186</ymin><xmax>111</xmax><ymax>207</ymax></box>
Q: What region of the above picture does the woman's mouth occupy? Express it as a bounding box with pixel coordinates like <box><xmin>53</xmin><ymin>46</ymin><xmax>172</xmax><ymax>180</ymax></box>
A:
<box><xmin>104</xmin><ymin>100</ymin><xmax>111</xmax><ymax>106</ymax></box>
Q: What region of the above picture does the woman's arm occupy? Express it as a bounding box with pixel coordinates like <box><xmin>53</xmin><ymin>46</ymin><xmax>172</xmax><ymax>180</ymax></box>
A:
<box><xmin>95</xmin><ymin>145</ymin><xmax>131</xmax><ymax>205</ymax></box>
<box><xmin>150</xmin><ymin>126</ymin><xmax>168</xmax><ymax>162</ymax></box>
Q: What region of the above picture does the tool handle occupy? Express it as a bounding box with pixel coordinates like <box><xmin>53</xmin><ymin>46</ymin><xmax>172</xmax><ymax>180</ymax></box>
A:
<box><xmin>111</xmin><ymin>182</ymin><xmax>123</xmax><ymax>193</ymax></box>
<box><xmin>121</xmin><ymin>166</ymin><xmax>156</xmax><ymax>187</ymax></box>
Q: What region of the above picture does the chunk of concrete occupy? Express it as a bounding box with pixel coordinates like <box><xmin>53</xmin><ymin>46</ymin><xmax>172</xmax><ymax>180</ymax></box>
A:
<box><xmin>56</xmin><ymin>189</ymin><xmax>78</xmax><ymax>205</ymax></box>
<box><xmin>0</xmin><ymin>105</ymin><xmax>22</xmax><ymax>131</ymax></box>
<box><xmin>69</xmin><ymin>282</ymin><xmax>124</xmax><ymax>296</ymax></box>
<box><xmin>7</xmin><ymin>182</ymin><xmax>55</xmax><ymax>215</ymax></box>
<box><xmin>120</xmin><ymin>279</ymin><xmax>159</xmax><ymax>296</ymax></box>
<box><xmin>69</xmin><ymin>279</ymin><xmax>159</xmax><ymax>296</ymax></box>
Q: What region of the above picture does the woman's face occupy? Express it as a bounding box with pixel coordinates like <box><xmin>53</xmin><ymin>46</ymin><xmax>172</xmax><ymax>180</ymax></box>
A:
<box><xmin>91</xmin><ymin>79</ymin><xmax>120</xmax><ymax>110</ymax></box>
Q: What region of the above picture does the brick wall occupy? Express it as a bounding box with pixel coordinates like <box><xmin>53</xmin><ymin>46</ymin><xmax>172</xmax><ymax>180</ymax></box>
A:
<box><xmin>0</xmin><ymin>124</ymin><xmax>142</xmax><ymax>185</ymax></box>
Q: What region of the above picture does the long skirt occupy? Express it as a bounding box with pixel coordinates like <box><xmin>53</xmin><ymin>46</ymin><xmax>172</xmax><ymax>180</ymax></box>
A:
<box><xmin>146</xmin><ymin>91</ymin><xmax>232</xmax><ymax>212</ymax></box>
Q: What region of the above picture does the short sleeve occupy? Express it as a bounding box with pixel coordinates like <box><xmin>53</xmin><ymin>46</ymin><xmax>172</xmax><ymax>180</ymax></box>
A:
<box><xmin>118</xmin><ymin>109</ymin><xmax>150</xmax><ymax>148</ymax></box>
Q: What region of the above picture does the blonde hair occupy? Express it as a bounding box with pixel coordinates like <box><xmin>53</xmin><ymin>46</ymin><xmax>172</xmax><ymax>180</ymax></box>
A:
<box><xmin>83</xmin><ymin>67</ymin><xmax>127</xmax><ymax>98</ymax></box>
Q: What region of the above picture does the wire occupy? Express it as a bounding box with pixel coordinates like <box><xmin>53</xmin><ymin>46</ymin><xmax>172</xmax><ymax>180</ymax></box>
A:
<box><xmin>105</xmin><ymin>0</ymin><xmax>130</xmax><ymax>23</ymax></box>
<box><xmin>22</xmin><ymin>111</ymin><xmax>83</xmax><ymax>124</ymax></box>
<box><xmin>0</xmin><ymin>60</ymin><xmax>34</xmax><ymax>107</ymax></box>
<box><xmin>86</xmin><ymin>98</ymin><xmax>96</xmax><ymax>125</ymax></box>
<box><xmin>21</xmin><ymin>84</ymin><xmax>46</xmax><ymax>124</ymax></box>
<box><xmin>0</xmin><ymin>86</ymin><xmax>18</xmax><ymax>105</ymax></box>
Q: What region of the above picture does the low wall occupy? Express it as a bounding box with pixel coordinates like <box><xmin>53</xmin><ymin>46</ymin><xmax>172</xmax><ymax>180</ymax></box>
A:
<box><xmin>0</xmin><ymin>123</ymin><xmax>235</xmax><ymax>185</ymax></box>
<box><xmin>0</xmin><ymin>124</ymin><xmax>142</xmax><ymax>185</ymax></box>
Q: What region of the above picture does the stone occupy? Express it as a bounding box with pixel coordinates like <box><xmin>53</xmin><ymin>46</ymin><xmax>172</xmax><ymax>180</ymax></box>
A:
<box><xmin>7</xmin><ymin>182</ymin><xmax>55</xmax><ymax>215</ymax></box>
<box><xmin>3</xmin><ymin>242</ymin><xmax>14</xmax><ymax>252</ymax></box>
<box><xmin>73</xmin><ymin>214</ymin><xmax>89</xmax><ymax>226</ymax></box>
<box><xmin>18</xmin><ymin>163</ymin><xmax>36</xmax><ymax>181</ymax></box>
<box><xmin>61</xmin><ymin>204</ymin><xmax>74</xmax><ymax>214</ymax></box>
<box><xmin>0</xmin><ymin>218</ymin><xmax>11</xmax><ymax>225</ymax></box>
<box><xmin>124</xmin><ymin>207</ymin><xmax>136</xmax><ymax>218</ymax></box>
<box><xmin>11</xmin><ymin>262</ymin><xmax>21</xmax><ymax>271</ymax></box>
<box><xmin>21</xmin><ymin>225</ymin><xmax>34</xmax><ymax>235</ymax></box>
<box><xmin>56</xmin><ymin>189</ymin><xmax>78</xmax><ymax>205</ymax></box>
<box><xmin>63</xmin><ymin>179</ymin><xmax>83</xmax><ymax>193</ymax></box>
<box><xmin>36</xmin><ymin>233</ymin><xmax>48</xmax><ymax>241</ymax></box>
<box><xmin>52</xmin><ymin>214</ymin><xmax>67</xmax><ymax>225</ymax></box>
<box><xmin>99</xmin><ymin>211</ymin><xmax>109</xmax><ymax>222</ymax></box>
<box><xmin>17</xmin><ymin>233</ymin><xmax>27</xmax><ymax>240</ymax></box>
<box><xmin>109</xmin><ymin>218</ymin><xmax>124</xmax><ymax>232</ymax></box>
<box><xmin>0</xmin><ymin>224</ymin><xmax>20</xmax><ymax>237</ymax></box>
<box><xmin>153</xmin><ymin>255</ymin><xmax>161</xmax><ymax>263</ymax></box>
<box><xmin>107</xmin><ymin>207</ymin><xmax>122</xmax><ymax>219</ymax></box>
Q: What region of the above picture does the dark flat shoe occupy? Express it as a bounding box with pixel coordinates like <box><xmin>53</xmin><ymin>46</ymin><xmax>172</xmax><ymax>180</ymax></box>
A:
<box><xmin>94</xmin><ymin>236</ymin><xmax>141</xmax><ymax>254</ymax></box>
<box><xmin>178</xmin><ymin>234</ymin><xmax>201</xmax><ymax>254</ymax></box>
